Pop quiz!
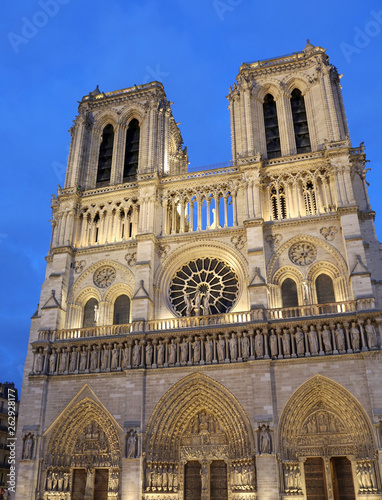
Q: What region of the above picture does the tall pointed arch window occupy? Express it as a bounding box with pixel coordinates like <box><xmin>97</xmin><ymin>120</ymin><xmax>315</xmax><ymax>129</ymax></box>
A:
<box><xmin>281</xmin><ymin>278</ymin><xmax>299</xmax><ymax>308</ymax></box>
<box><xmin>270</xmin><ymin>185</ymin><xmax>287</xmax><ymax>220</ymax></box>
<box><xmin>113</xmin><ymin>295</ymin><xmax>130</xmax><ymax>325</ymax></box>
<box><xmin>96</xmin><ymin>124</ymin><xmax>114</xmax><ymax>185</ymax></box>
<box><xmin>123</xmin><ymin>119</ymin><xmax>140</xmax><ymax>181</ymax></box>
<box><xmin>263</xmin><ymin>94</ymin><xmax>281</xmax><ymax>159</ymax></box>
<box><xmin>83</xmin><ymin>298</ymin><xmax>99</xmax><ymax>328</ymax></box>
<box><xmin>291</xmin><ymin>88</ymin><xmax>311</xmax><ymax>153</ymax></box>
<box><xmin>303</xmin><ymin>181</ymin><xmax>317</xmax><ymax>215</ymax></box>
<box><xmin>315</xmin><ymin>274</ymin><xmax>335</xmax><ymax>304</ymax></box>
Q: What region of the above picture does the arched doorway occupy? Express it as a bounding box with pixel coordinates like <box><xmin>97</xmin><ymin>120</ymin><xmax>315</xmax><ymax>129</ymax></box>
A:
<box><xmin>43</xmin><ymin>398</ymin><xmax>121</xmax><ymax>500</ymax></box>
<box><xmin>143</xmin><ymin>373</ymin><xmax>256</xmax><ymax>499</ymax></box>
<box><xmin>278</xmin><ymin>375</ymin><xmax>378</xmax><ymax>498</ymax></box>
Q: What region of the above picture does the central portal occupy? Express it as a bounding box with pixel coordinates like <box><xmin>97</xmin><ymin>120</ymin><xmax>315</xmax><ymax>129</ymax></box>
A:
<box><xmin>184</xmin><ymin>460</ymin><xmax>228</xmax><ymax>500</ymax></box>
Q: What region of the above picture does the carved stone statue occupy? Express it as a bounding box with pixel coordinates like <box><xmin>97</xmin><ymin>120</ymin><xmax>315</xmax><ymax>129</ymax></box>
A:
<box><xmin>295</xmin><ymin>327</ymin><xmax>304</xmax><ymax>356</ymax></box>
<box><xmin>101</xmin><ymin>346</ymin><xmax>109</xmax><ymax>370</ymax></box>
<box><xmin>365</xmin><ymin>319</ymin><xmax>378</xmax><ymax>349</ymax></box>
<box><xmin>145</xmin><ymin>343</ymin><xmax>153</xmax><ymax>366</ymax></box>
<box><xmin>36</xmin><ymin>349</ymin><xmax>44</xmax><ymax>373</ymax></box>
<box><xmin>157</xmin><ymin>341</ymin><xmax>164</xmax><ymax>365</ymax></box>
<box><xmin>335</xmin><ymin>323</ymin><xmax>346</xmax><ymax>351</ymax></box>
<box><xmin>46</xmin><ymin>471</ymin><xmax>53</xmax><ymax>490</ymax></box>
<box><xmin>193</xmin><ymin>338</ymin><xmax>201</xmax><ymax>363</ymax></box>
<box><xmin>63</xmin><ymin>472</ymin><xmax>69</xmax><ymax>491</ymax></box>
<box><xmin>132</xmin><ymin>340</ymin><xmax>140</xmax><ymax>367</ymax></box>
<box><xmin>126</xmin><ymin>430</ymin><xmax>137</xmax><ymax>458</ymax></box>
<box><xmin>255</xmin><ymin>330</ymin><xmax>264</xmax><ymax>358</ymax></box>
<box><xmin>282</xmin><ymin>329</ymin><xmax>290</xmax><ymax>356</ymax></box>
<box><xmin>69</xmin><ymin>348</ymin><xmax>78</xmax><ymax>372</ymax></box>
<box><xmin>270</xmin><ymin>330</ymin><xmax>278</xmax><ymax>357</ymax></box>
<box><xmin>79</xmin><ymin>347</ymin><xmax>87</xmax><ymax>371</ymax></box>
<box><xmin>350</xmin><ymin>322</ymin><xmax>360</xmax><ymax>351</ymax></box>
<box><xmin>111</xmin><ymin>343</ymin><xmax>119</xmax><ymax>369</ymax></box>
<box><xmin>217</xmin><ymin>335</ymin><xmax>225</xmax><ymax>361</ymax></box>
<box><xmin>205</xmin><ymin>336</ymin><xmax>213</xmax><ymax>362</ymax></box>
<box><xmin>49</xmin><ymin>350</ymin><xmax>57</xmax><ymax>373</ymax></box>
<box><xmin>259</xmin><ymin>425</ymin><xmax>271</xmax><ymax>454</ymax></box>
<box><xmin>168</xmin><ymin>339</ymin><xmax>177</xmax><ymax>364</ymax></box>
<box><xmin>180</xmin><ymin>339</ymin><xmax>188</xmax><ymax>364</ymax></box>
<box><xmin>194</xmin><ymin>289</ymin><xmax>202</xmax><ymax>315</ymax></box>
<box><xmin>122</xmin><ymin>344</ymin><xmax>129</xmax><ymax>369</ymax></box>
<box><xmin>90</xmin><ymin>346</ymin><xmax>98</xmax><ymax>370</ymax></box>
<box><xmin>23</xmin><ymin>434</ymin><xmax>34</xmax><ymax>460</ymax></box>
<box><xmin>322</xmin><ymin>325</ymin><xmax>332</xmax><ymax>352</ymax></box>
<box><xmin>94</xmin><ymin>304</ymin><xmax>99</xmax><ymax>323</ymax></box>
<box><xmin>202</xmin><ymin>290</ymin><xmax>210</xmax><ymax>316</ymax></box>
<box><xmin>242</xmin><ymin>333</ymin><xmax>250</xmax><ymax>359</ymax></box>
<box><xmin>184</xmin><ymin>294</ymin><xmax>193</xmax><ymax>317</ymax></box>
<box><xmin>308</xmin><ymin>325</ymin><xmax>319</xmax><ymax>355</ymax></box>
<box><xmin>229</xmin><ymin>334</ymin><xmax>238</xmax><ymax>360</ymax></box>
<box><xmin>60</xmin><ymin>349</ymin><xmax>68</xmax><ymax>372</ymax></box>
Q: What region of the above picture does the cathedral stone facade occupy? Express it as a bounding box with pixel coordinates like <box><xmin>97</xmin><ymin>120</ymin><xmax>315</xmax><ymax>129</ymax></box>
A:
<box><xmin>16</xmin><ymin>42</ymin><xmax>382</xmax><ymax>500</ymax></box>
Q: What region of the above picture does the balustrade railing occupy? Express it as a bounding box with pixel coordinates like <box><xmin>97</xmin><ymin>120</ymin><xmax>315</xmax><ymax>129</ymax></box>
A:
<box><xmin>37</xmin><ymin>299</ymin><xmax>377</xmax><ymax>344</ymax></box>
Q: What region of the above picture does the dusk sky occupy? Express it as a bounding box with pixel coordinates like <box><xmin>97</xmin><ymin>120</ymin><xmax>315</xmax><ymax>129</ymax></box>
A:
<box><xmin>2</xmin><ymin>0</ymin><xmax>382</xmax><ymax>393</ymax></box>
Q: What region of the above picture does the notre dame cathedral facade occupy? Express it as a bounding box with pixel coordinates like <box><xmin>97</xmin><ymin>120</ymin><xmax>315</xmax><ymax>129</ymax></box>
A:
<box><xmin>16</xmin><ymin>42</ymin><xmax>382</xmax><ymax>500</ymax></box>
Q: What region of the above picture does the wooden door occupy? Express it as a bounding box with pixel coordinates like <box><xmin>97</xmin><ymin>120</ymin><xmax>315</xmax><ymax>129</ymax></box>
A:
<box><xmin>304</xmin><ymin>458</ymin><xmax>328</xmax><ymax>500</ymax></box>
<box><xmin>210</xmin><ymin>460</ymin><xmax>228</xmax><ymax>500</ymax></box>
<box><xmin>72</xmin><ymin>469</ymin><xmax>87</xmax><ymax>500</ymax></box>
<box><xmin>331</xmin><ymin>457</ymin><xmax>355</xmax><ymax>500</ymax></box>
<box><xmin>184</xmin><ymin>461</ymin><xmax>201</xmax><ymax>500</ymax></box>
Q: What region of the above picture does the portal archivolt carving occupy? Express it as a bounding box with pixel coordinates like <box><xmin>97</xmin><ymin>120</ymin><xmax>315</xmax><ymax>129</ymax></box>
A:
<box><xmin>278</xmin><ymin>375</ymin><xmax>375</xmax><ymax>461</ymax></box>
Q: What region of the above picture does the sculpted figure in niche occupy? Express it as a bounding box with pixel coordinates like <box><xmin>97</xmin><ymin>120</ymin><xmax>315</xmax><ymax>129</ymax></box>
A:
<box><xmin>193</xmin><ymin>338</ymin><xmax>201</xmax><ymax>363</ymax></box>
<box><xmin>111</xmin><ymin>343</ymin><xmax>119</xmax><ymax>369</ymax></box>
<box><xmin>205</xmin><ymin>336</ymin><xmax>213</xmax><ymax>362</ymax></box>
<box><xmin>350</xmin><ymin>322</ymin><xmax>360</xmax><ymax>351</ymax></box>
<box><xmin>35</xmin><ymin>348</ymin><xmax>44</xmax><ymax>373</ymax></box>
<box><xmin>259</xmin><ymin>425</ymin><xmax>272</xmax><ymax>454</ymax></box>
<box><xmin>365</xmin><ymin>319</ymin><xmax>378</xmax><ymax>349</ymax></box>
<box><xmin>322</xmin><ymin>325</ymin><xmax>332</xmax><ymax>352</ymax></box>
<box><xmin>255</xmin><ymin>330</ymin><xmax>264</xmax><ymax>358</ymax></box>
<box><xmin>49</xmin><ymin>349</ymin><xmax>57</xmax><ymax>373</ymax></box>
<box><xmin>167</xmin><ymin>465</ymin><xmax>173</xmax><ymax>490</ymax></box>
<box><xmin>101</xmin><ymin>346</ymin><xmax>109</xmax><ymax>370</ymax></box>
<box><xmin>168</xmin><ymin>339</ymin><xmax>177</xmax><ymax>364</ymax></box>
<box><xmin>157</xmin><ymin>341</ymin><xmax>165</xmax><ymax>365</ymax></box>
<box><xmin>23</xmin><ymin>434</ymin><xmax>34</xmax><ymax>460</ymax></box>
<box><xmin>295</xmin><ymin>327</ymin><xmax>304</xmax><ymax>356</ymax></box>
<box><xmin>94</xmin><ymin>304</ymin><xmax>99</xmax><ymax>323</ymax></box>
<box><xmin>180</xmin><ymin>339</ymin><xmax>188</xmax><ymax>364</ymax></box>
<box><xmin>242</xmin><ymin>333</ymin><xmax>250</xmax><ymax>359</ymax></box>
<box><xmin>145</xmin><ymin>343</ymin><xmax>153</xmax><ymax>366</ymax></box>
<box><xmin>57</xmin><ymin>472</ymin><xmax>64</xmax><ymax>491</ymax></box>
<box><xmin>132</xmin><ymin>340</ymin><xmax>140</xmax><ymax>367</ymax></box>
<box><xmin>270</xmin><ymin>329</ymin><xmax>278</xmax><ymax>357</ymax></box>
<box><xmin>308</xmin><ymin>325</ymin><xmax>319</xmax><ymax>355</ymax></box>
<box><xmin>217</xmin><ymin>334</ymin><xmax>225</xmax><ymax>361</ymax></box>
<box><xmin>184</xmin><ymin>293</ymin><xmax>193</xmax><ymax>317</ymax></box>
<box><xmin>79</xmin><ymin>347</ymin><xmax>87</xmax><ymax>371</ymax></box>
<box><xmin>52</xmin><ymin>472</ymin><xmax>58</xmax><ymax>490</ymax></box>
<box><xmin>46</xmin><ymin>471</ymin><xmax>53</xmax><ymax>490</ymax></box>
<box><xmin>173</xmin><ymin>466</ymin><xmax>178</xmax><ymax>491</ymax></box>
<box><xmin>282</xmin><ymin>329</ymin><xmax>290</xmax><ymax>356</ymax></box>
<box><xmin>122</xmin><ymin>344</ymin><xmax>129</xmax><ymax>369</ymax></box>
<box><xmin>335</xmin><ymin>323</ymin><xmax>346</xmax><ymax>351</ymax></box>
<box><xmin>126</xmin><ymin>430</ymin><xmax>137</xmax><ymax>458</ymax></box>
<box><xmin>90</xmin><ymin>345</ymin><xmax>98</xmax><ymax>370</ymax></box>
<box><xmin>63</xmin><ymin>472</ymin><xmax>69</xmax><ymax>491</ymax></box>
<box><xmin>229</xmin><ymin>334</ymin><xmax>238</xmax><ymax>360</ymax></box>
<box><xmin>69</xmin><ymin>347</ymin><xmax>78</xmax><ymax>372</ymax></box>
<box><xmin>60</xmin><ymin>349</ymin><xmax>68</xmax><ymax>372</ymax></box>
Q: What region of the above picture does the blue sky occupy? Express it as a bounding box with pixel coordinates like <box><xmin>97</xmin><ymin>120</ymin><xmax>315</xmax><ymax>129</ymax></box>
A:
<box><xmin>2</xmin><ymin>0</ymin><xmax>382</xmax><ymax>392</ymax></box>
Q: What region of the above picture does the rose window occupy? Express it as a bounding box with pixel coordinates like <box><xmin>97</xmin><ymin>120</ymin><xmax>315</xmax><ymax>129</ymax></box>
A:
<box><xmin>93</xmin><ymin>266</ymin><xmax>116</xmax><ymax>288</ymax></box>
<box><xmin>169</xmin><ymin>258</ymin><xmax>239</xmax><ymax>317</ymax></box>
<box><xmin>289</xmin><ymin>242</ymin><xmax>317</xmax><ymax>266</ymax></box>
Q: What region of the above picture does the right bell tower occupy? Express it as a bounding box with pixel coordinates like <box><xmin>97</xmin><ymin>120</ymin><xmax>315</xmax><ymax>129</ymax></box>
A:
<box><xmin>227</xmin><ymin>40</ymin><xmax>382</xmax><ymax>310</ymax></box>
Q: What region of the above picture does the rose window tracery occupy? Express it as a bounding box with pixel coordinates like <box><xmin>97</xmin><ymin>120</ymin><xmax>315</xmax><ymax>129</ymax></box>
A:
<box><xmin>169</xmin><ymin>258</ymin><xmax>239</xmax><ymax>316</ymax></box>
<box><xmin>289</xmin><ymin>242</ymin><xmax>316</xmax><ymax>266</ymax></box>
<box><xmin>93</xmin><ymin>266</ymin><xmax>116</xmax><ymax>288</ymax></box>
